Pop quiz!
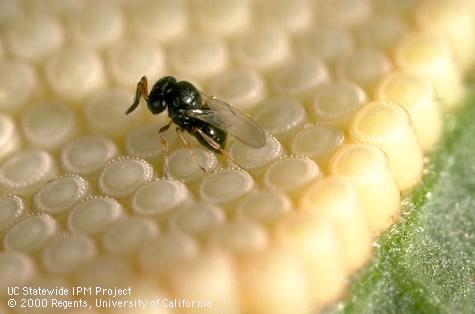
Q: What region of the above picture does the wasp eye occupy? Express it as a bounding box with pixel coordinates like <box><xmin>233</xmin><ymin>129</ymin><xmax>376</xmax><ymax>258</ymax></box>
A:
<box><xmin>148</xmin><ymin>99</ymin><xmax>167</xmax><ymax>114</ymax></box>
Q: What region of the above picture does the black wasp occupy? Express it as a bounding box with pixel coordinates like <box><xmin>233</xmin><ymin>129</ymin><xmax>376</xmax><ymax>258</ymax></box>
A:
<box><xmin>125</xmin><ymin>76</ymin><xmax>267</xmax><ymax>174</ymax></box>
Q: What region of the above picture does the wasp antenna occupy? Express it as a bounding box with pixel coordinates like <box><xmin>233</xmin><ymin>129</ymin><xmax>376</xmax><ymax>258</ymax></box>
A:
<box><xmin>126</xmin><ymin>76</ymin><xmax>149</xmax><ymax>115</ymax></box>
<box><xmin>125</xmin><ymin>102</ymin><xmax>139</xmax><ymax>115</ymax></box>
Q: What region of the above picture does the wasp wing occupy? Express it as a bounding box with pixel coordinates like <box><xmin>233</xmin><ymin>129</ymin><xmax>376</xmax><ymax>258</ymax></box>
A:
<box><xmin>185</xmin><ymin>93</ymin><xmax>266</xmax><ymax>148</ymax></box>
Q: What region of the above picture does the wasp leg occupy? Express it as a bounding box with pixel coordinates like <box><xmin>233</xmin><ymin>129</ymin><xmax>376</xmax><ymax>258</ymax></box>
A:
<box><xmin>193</xmin><ymin>127</ymin><xmax>244</xmax><ymax>169</ymax></box>
<box><xmin>176</xmin><ymin>127</ymin><xmax>206</xmax><ymax>173</ymax></box>
<box><xmin>159</xmin><ymin>135</ymin><xmax>170</xmax><ymax>178</ymax></box>
<box><xmin>158</xmin><ymin>120</ymin><xmax>174</xmax><ymax>178</ymax></box>
<box><xmin>159</xmin><ymin>120</ymin><xmax>173</xmax><ymax>133</ymax></box>
<box><xmin>126</xmin><ymin>76</ymin><xmax>149</xmax><ymax>115</ymax></box>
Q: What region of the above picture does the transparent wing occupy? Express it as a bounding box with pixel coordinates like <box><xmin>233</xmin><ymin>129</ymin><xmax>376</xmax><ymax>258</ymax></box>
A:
<box><xmin>185</xmin><ymin>93</ymin><xmax>266</xmax><ymax>148</ymax></box>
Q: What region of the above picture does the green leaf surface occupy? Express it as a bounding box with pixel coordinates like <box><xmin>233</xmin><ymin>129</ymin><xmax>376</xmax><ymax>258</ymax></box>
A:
<box><xmin>328</xmin><ymin>90</ymin><xmax>475</xmax><ymax>314</ymax></box>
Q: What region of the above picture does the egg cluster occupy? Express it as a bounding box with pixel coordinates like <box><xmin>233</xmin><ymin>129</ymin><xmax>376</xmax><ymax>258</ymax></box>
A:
<box><xmin>0</xmin><ymin>0</ymin><xmax>474</xmax><ymax>313</ymax></box>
